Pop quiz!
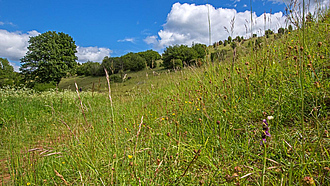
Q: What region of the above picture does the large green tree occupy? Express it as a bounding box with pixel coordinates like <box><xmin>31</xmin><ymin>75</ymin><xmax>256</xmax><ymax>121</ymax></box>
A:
<box><xmin>20</xmin><ymin>31</ymin><xmax>78</xmax><ymax>85</ymax></box>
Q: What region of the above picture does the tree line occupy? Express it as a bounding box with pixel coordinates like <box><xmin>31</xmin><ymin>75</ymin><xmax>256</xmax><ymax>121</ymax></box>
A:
<box><xmin>0</xmin><ymin>31</ymin><xmax>208</xmax><ymax>90</ymax></box>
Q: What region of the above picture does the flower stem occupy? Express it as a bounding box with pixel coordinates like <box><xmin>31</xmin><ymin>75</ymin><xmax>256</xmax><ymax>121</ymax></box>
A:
<box><xmin>262</xmin><ymin>145</ymin><xmax>267</xmax><ymax>186</ymax></box>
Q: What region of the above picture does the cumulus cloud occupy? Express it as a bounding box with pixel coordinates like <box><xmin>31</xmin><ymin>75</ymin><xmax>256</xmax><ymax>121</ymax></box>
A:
<box><xmin>76</xmin><ymin>46</ymin><xmax>112</xmax><ymax>62</ymax></box>
<box><xmin>146</xmin><ymin>3</ymin><xmax>288</xmax><ymax>49</ymax></box>
<box><xmin>0</xmin><ymin>29</ymin><xmax>40</xmax><ymax>61</ymax></box>
<box><xmin>0</xmin><ymin>29</ymin><xmax>112</xmax><ymax>66</ymax></box>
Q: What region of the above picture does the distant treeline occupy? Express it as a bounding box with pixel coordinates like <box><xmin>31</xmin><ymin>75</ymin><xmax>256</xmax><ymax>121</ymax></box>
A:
<box><xmin>0</xmin><ymin>25</ymin><xmax>292</xmax><ymax>90</ymax></box>
<box><xmin>76</xmin><ymin>43</ymin><xmax>208</xmax><ymax>77</ymax></box>
<box><xmin>76</xmin><ymin>50</ymin><xmax>161</xmax><ymax>77</ymax></box>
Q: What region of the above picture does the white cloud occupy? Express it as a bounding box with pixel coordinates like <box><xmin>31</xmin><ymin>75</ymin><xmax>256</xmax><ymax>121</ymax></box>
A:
<box><xmin>76</xmin><ymin>46</ymin><xmax>112</xmax><ymax>62</ymax></box>
<box><xmin>0</xmin><ymin>22</ymin><xmax>4</xmax><ymax>25</ymax></box>
<box><xmin>146</xmin><ymin>3</ymin><xmax>287</xmax><ymax>49</ymax></box>
<box><xmin>0</xmin><ymin>29</ymin><xmax>40</xmax><ymax>61</ymax></box>
<box><xmin>0</xmin><ymin>29</ymin><xmax>112</xmax><ymax>65</ymax></box>
<box><xmin>117</xmin><ymin>38</ymin><xmax>135</xmax><ymax>43</ymax></box>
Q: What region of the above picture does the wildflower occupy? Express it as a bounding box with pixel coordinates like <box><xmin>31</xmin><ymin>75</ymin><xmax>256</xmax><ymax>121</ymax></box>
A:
<box><xmin>62</xmin><ymin>162</ymin><xmax>65</xmax><ymax>164</ymax></box>
<box><xmin>172</xmin><ymin>113</ymin><xmax>175</xmax><ymax>116</ymax></box>
<box><xmin>128</xmin><ymin>155</ymin><xmax>133</xmax><ymax>159</ymax></box>
<box><xmin>261</xmin><ymin>119</ymin><xmax>271</xmax><ymax>146</ymax></box>
<box><xmin>267</xmin><ymin>116</ymin><xmax>274</xmax><ymax>120</ymax></box>
<box><xmin>27</xmin><ymin>183</ymin><xmax>31</xmax><ymax>186</ymax></box>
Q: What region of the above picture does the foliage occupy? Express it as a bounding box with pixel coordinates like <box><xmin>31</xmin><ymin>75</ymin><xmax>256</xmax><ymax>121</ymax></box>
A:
<box><xmin>227</xmin><ymin>36</ymin><xmax>232</xmax><ymax>43</ymax></box>
<box><xmin>109</xmin><ymin>74</ymin><xmax>122</xmax><ymax>82</ymax></box>
<box><xmin>76</xmin><ymin>61</ymin><xmax>103</xmax><ymax>76</ymax></box>
<box><xmin>102</xmin><ymin>56</ymin><xmax>125</xmax><ymax>75</ymax></box>
<box><xmin>191</xmin><ymin>43</ymin><xmax>207</xmax><ymax>59</ymax></box>
<box><xmin>265</xmin><ymin>29</ymin><xmax>274</xmax><ymax>38</ymax></box>
<box><xmin>32</xmin><ymin>82</ymin><xmax>56</xmax><ymax>91</ymax></box>
<box><xmin>162</xmin><ymin>44</ymin><xmax>205</xmax><ymax>69</ymax></box>
<box><xmin>121</xmin><ymin>52</ymin><xmax>146</xmax><ymax>71</ymax></box>
<box><xmin>0</xmin><ymin>58</ymin><xmax>19</xmax><ymax>87</ymax></box>
<box><xmin>137</xmin><ymin>50</ymin><xmax>161</xmax><ymax>69</ymax></box>
<box><xmin>278</xmin><ymin>27</ymin><xmax>285</xmax><ymax>34</ymax></box>
<box><xmin>20</xmin><ymin>31</ymin><xmax>78</xmax><ymax>86</ymax></box>
<box><xmin>230</xmin><ymin>41</ymin><xmax>237</xmax><ymax>49</ymax></box>
<box><xmin>224</xmin><ymin>40</ymin><xmax>228</xmax><ymax>46</ymax></box>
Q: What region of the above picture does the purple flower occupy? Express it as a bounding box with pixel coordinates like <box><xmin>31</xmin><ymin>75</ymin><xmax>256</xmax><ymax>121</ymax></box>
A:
<box><xmin>261</xmin><ymin>119</ymin><xmax>271</xmax><ymax>146</ymax></box>
<box><xmin>262</xmin><ymin>119</ymin><xmax>271</xmax><ymax>137</ymax></box>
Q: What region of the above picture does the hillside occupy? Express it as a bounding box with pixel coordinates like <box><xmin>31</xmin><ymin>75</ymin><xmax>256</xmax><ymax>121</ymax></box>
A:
<box><xmin>1</xmin><ymin>10</ymin><xmax>330</xmax><ymax>186</ymax></box>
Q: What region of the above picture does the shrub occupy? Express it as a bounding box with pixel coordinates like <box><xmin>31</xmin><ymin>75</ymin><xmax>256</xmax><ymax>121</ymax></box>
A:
<box><xmin>33</xmin><ymin>82</ymin><xmax>56</xmax><ymax>91</ymax></box>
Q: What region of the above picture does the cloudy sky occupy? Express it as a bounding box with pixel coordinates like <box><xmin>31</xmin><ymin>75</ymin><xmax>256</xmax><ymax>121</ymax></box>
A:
<box><xmin>0</xmin><ymin>0</ymin><xmax>328</xmax><ymax>71</ymax></box>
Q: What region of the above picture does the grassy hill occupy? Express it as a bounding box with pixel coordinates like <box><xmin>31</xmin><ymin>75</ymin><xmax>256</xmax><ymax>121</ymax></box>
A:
<box><xmin>1</xmin><ymin>10</ymin><xmax>330</xmax><ymax>185</ymax></box>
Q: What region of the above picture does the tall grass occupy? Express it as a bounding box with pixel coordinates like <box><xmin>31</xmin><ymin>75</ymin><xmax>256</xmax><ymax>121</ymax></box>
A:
<box><xmin>1</xmin><ymin>4</ymin><xmax>330</xmax><ymax>186</ymax></box>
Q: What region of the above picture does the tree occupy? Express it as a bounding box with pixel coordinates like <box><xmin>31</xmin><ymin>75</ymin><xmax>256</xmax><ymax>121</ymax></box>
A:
<box><xmin>224</xmin><ymin>40</ymin><xmax>228</xmax><ymax>46</ymax></box>
<box><xmin>278</xmin><ymin>27</ymin><xmax>285</xmax><ymax>34</ymax></box>
<box><xmin>102</xmin><ymin>56</ymin><xmax>125</xmax><ymax>75</ymax></box>
<box><xmin>192</xmin><ymin>43</ymin><xmax>207</xmax><ymax>59</ymax></box>
<box><xmin>121</xmin><ymin>52</ymin><xmax>146</xmax><ymax>71</ymax></box>
<box><xmin>20</xmin><ymin>31</ymin><xmax>78</xmax><ymax>85</ymax></box>
<box><xmin>227</xmin><ymin>36</ymin><xmax>232</xmax><ymax>44</ymax></box>
<box><xmin>137</xmin><ymin>50</ymin><xmax>161</xmax><ymax>68</ymax></box>
<box><xmin>76</xmin><ymin>61</ymin><xmax>103</xmax><ymax>76</ymax></box>
<box><xmin>0</xmin><ymin>58</ymin><xmax>17</xmax><ymax>87</ymax></box>
<box><xmin>162</xmin><ymin>45</ymin><xmax>198</xmax><ymax>69</ymax></box>
<box><xmin>234</xmin><ymin>36</ymin><xmax>242</xmax><ymax>43</ymax></box>
<box><xmin>265</xmin><ymin>29</ymin><xmax>274</xmax><ymax>38</ymax></box>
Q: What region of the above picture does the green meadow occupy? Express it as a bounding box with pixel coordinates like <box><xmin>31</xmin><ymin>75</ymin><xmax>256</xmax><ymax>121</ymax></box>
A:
<box><xmin>1</xmin><ymin>10</ymin><xmax>330</xmax><ymax>186</ymax></box>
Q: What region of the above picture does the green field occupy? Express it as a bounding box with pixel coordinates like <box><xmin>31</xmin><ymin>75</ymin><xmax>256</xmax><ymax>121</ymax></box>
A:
<box><xmin>1</xmin><ymin>11</ymin><xmax>330</xmax><ymax>186</ymax></box>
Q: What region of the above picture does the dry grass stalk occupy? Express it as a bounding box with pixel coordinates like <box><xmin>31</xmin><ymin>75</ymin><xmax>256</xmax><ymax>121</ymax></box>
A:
<box><xmin>78</xmin><ymin>171</ymin><xmax>84</xmax><ymax>186</ymax></box>
<box><xmin>133</xmin><ymin>116</ymin><xmax>144</xmax><ymax>157</ymax></box>
<box><xmin>104</xmin><ymin>68</ymin><xmax>115</xmax><ymax>124</ymax></box>
<box><xmin>60</xmin><ymin>119</ymin><xmax>80</xmax><ymax>143</ymax></box>
<box><xmin>75</xmin><ymin>82</ymin><xmax>89</xmax><ymax>131</ymax></box>
<box><xmin>43</xmin><ymin>152</ymin><xmax>62</xmax><ymax>157</ymax></box>
<box><xmin>54</xmin><ymin>169</ymin><xmax>70</xmax><ymax>185</ymax></box>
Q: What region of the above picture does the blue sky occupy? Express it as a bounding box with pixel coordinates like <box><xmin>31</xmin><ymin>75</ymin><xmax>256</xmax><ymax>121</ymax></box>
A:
<box><xmin>0</xmin><ymin>0</ymin><xmax>328</xmax><ymax>71</ymax></box>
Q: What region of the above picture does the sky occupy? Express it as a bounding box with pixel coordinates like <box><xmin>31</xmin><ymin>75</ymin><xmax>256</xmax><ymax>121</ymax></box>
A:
<box><xmin>0</xmin><ymin>0</ymin><xmax>329</xmax><ymax>71</ymax></box>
